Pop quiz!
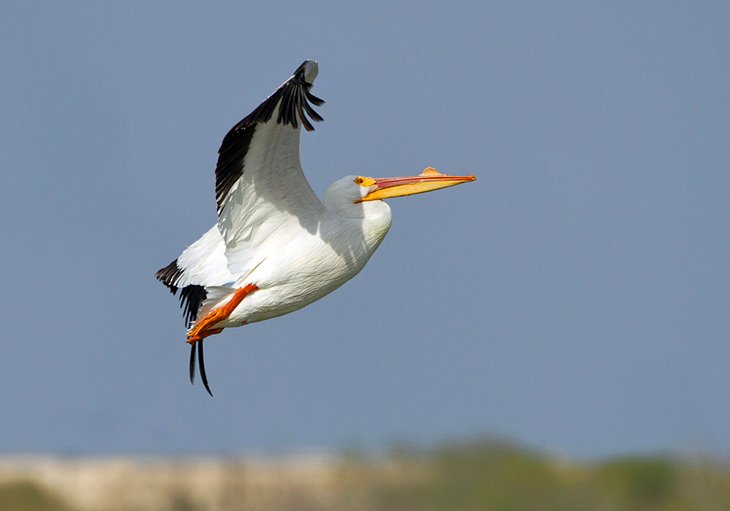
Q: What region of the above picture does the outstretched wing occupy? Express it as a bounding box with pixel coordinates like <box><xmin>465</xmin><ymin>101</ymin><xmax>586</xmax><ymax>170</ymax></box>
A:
<box><xmin>215</xmin><ymin>60</ymin><xmax>326</xmax><ymax>276</ymax></box>
<box><xmin>156</xmin><ymin>61</ymin><xmax>325</xmax><ymax>324</ymax></box>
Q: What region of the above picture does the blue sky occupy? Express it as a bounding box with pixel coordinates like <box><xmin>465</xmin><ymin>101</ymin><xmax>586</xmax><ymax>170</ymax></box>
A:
<box><xmin>1</xmin><ymin>2</ymin><xmax>728</xmax><ymax>459</ymax></box>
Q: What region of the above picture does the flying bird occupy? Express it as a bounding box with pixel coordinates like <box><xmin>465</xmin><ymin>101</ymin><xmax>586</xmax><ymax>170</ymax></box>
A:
<box><xmin>156</xmin><ymin>61</ymin><xmax>475</xmax><ymax>395</ymax></box>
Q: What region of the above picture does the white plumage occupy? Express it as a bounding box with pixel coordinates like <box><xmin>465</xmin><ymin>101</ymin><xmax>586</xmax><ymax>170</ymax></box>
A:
<box><xmin>156</xmin><ymin>61</ymin><xmax>474</xmax><ymax>394</ymax></box>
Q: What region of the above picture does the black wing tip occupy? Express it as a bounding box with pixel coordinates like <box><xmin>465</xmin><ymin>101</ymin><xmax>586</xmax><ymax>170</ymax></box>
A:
<box><xmin>250</xmin><ymin>59</ymin><xmax>325</xmax><ymax>130</ymax></box>
<box><xmin>156</xmin><ymin>259</ymin><xmax>181</xmax><ymax>294</ymax></box>
<box><xmin>294</xmin><ymin>60</ymin><xmax>319</xmax><ymax>86</ymax></box>
<box><xmin>213</xmin><ymin>61</ymin><xmax>326</xmax><ymax>213</ymax></box>
<box><xmin>156</xmin><ymin>260</ymin><xmax>207</xmax><ymax>328</ymax></box>
<box><xmin>233</xmin><ymin>60</ymin><xmax>325</xmax><ymax>131</ymax></box>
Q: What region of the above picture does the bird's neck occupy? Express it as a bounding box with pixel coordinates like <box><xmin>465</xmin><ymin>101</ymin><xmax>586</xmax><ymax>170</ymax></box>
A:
<box><xmin>324</xmin><ymin>200</ymin><xmax>392</xmax><ymax>257</ymax></box>
<box><xmin>359</xmin><ymin>200</ymin><xmax>392</xmax><ymax>251</ymax></box>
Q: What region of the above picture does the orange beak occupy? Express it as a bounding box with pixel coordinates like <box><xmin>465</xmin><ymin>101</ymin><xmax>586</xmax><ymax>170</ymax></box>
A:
<box><xmin>359</xmin><ymin>167</ymin><xmax>476</xmax><ymax>202</ymax></box>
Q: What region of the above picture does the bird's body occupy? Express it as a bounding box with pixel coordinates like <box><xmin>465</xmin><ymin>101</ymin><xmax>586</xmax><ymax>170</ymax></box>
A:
<box><xmin>178</xmin><ymin>194</ymin><xmax>390</xmax><ymax>328</ymax></box>
<box><xmin>156</xmin><ymin>61</ymin><xmax>474</xmax><ymax>393</ymax></box>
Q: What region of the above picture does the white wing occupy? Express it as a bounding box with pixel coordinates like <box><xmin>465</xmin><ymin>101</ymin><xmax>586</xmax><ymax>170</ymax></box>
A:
<box><xmin>214</xmin><ymin>60</ymin><xmax>326</xmax><ymax>277</ymax></box>
<box><xmin>155</xmin><ymin>61</ymin><xmax>325</xmax><ymax>325</ymax></box>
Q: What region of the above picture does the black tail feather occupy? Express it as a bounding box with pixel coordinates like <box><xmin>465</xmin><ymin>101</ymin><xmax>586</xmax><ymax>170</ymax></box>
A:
<box><xmin>198</xmin><ymin>340</ymin><xmax>213</xmax><ymax>396</ymax></box>
<box><xmin>188</xmin><ymin>341</ymin><xmax>213</xmax><ymax>396</ymax></box>
<box><xmin>189</xmin><ymin>343</ymin><xmax>196</xmax><ymax>385</ymax></box>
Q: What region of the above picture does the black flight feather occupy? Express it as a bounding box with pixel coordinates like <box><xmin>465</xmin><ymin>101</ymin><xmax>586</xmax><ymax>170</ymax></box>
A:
<box><xmin>214</xmin><ymin>60</ymin><xmax>325</xmax><ymax>215</ymax></box>
<box><xmin>155</xmin><ymin>260</ymin><xmax>207</xmax><ymax>328</ymax></box>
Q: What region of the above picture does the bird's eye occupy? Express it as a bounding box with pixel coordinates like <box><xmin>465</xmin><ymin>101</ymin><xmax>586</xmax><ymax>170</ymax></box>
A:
<box><xmin>354</xmin><ymin>176</ymin><xmax>376</xmax><ymax>187</ymax></box>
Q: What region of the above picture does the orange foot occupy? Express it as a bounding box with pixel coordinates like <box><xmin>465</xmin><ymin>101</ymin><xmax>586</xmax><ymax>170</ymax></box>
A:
<box><xmin>187</xmin><ymin>284</ymin><xmax>258</xmax><ymax>344</ymax></box>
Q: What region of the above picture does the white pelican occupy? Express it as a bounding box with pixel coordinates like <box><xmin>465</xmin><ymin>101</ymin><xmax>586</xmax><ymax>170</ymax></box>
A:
<box><xmin>156</xmin><ymin>61</ymin><xmax>475</xmax><ymax>394</ymax></box>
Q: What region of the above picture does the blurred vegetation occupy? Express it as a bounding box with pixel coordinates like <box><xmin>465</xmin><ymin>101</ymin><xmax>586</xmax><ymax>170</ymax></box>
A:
<box><xmin>0</xmin><ymin>481</ymin><xmax>72</xmax><ymax>511</ymax></box>
<box><xmin>2</xmin><ymin>439</ymin><xmax>730</xmax><ymax>511</ymax></box>
<box><xmin>337</xmin><ymin>439</ymin><xmax>730</xmax><ymax>511</ymax></box>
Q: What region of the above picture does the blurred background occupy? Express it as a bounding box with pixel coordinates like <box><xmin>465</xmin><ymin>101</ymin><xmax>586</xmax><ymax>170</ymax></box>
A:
<box><xmin>1</xmin><ymin>1</ymin><xmax>729</xmax><ymax>509</ymax></box>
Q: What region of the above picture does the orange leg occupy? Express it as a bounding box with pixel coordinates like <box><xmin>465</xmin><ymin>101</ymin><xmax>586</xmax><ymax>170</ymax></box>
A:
<box><xmin>187</xmin><ymin>284</ymin><xmax>258</xmax><ymax>344</ymax></box>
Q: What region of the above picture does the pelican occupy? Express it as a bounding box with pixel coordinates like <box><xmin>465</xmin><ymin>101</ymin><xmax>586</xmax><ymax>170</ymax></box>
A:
<box><xmin>156</xmin><ymin>61</ymin><xmax>475</xmax><ymax>394</ymax></box>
